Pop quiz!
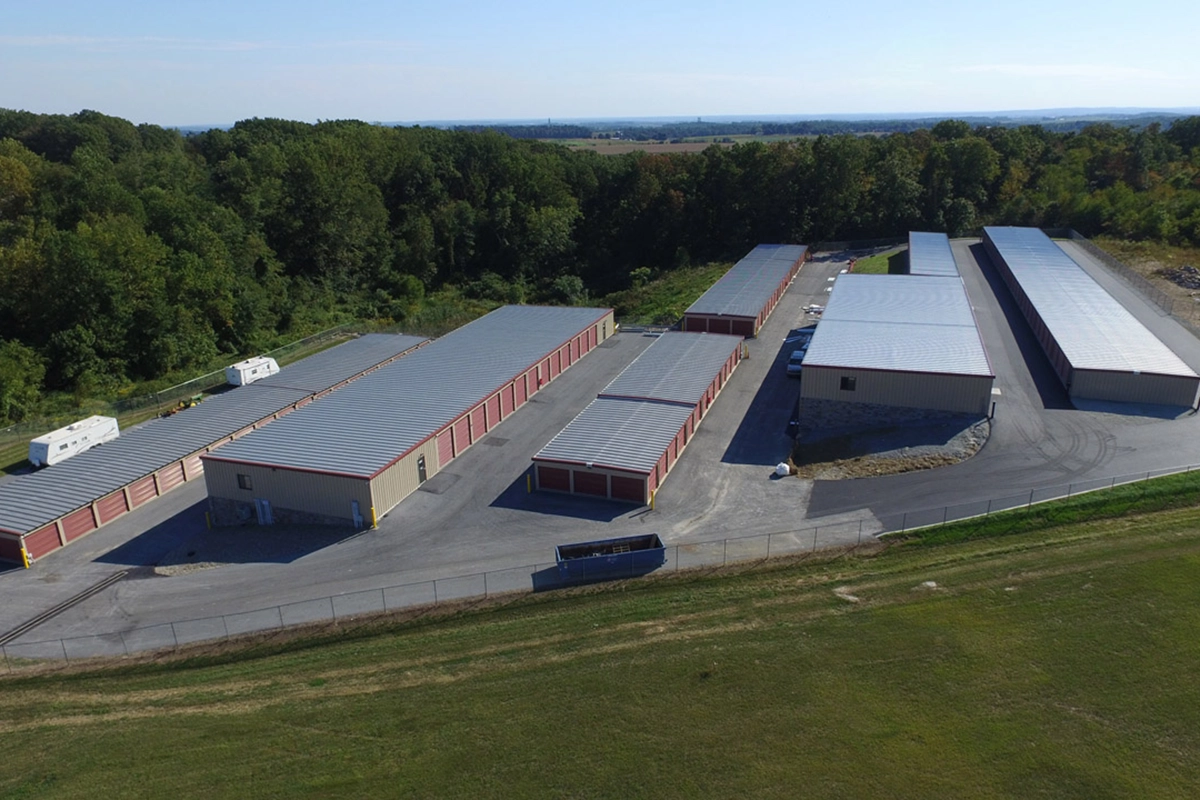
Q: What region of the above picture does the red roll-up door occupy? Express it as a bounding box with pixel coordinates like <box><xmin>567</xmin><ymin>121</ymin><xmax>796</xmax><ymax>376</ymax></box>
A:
<box><xmin>437</xmin><ymin>429</ymin><xmax>454</xmax><ymax>468</ymax></box>
<box><xmin>24</xmin><ymin>525</ymin><xmax>61</xmax><ymax>559</ymax></box>
<box><xmin>550</xmin><ymin>351</ymin><xmax>561</xmax><ymax>378</ymax></box>
<box><xmin>62</xmin><ymin>507</ymin><xmax>96</xmax><ymax>542</ymax></box>
<box><xmin>184</xmin><ymin>454</ymin><xmax>203</xmax><ymax>478</ymax></box>
<box><xmin>453</xmin><ymin>417</ymin><xmax>470</xmax><ymax>456</ymax></box>
<box><xmin>573</xmin><ymin>470</ymin><xmax>607</xmax><ymax>497</ymax></box>
<box><xmin>0</xmin><ymin>535</ymin><xmax>22</xmax><ymax>563</ymax></box>
<box><xmin>683</xmin><ymin>316</ymin><xmax>704</xmax><ymax>332</ymax></box>
<box><xmin>158</xmin><ymin>462</ymin><xmax>186</xmax><ymax>492</ymax></box>
<box><xmin>501</xmin><ymin>385</ymin><xmax>515</xmax><ymax>417</ymax></box>
<box><xmin>129</xmin><ymin>475</ymin><xmax>158</xmax><ymax>507</ymax></box>
<box><xmin>96</xmin><ymin>491</ymin><xmax>128</xmax><ymax>525</ymax></box>
<box><xmin>486</xmin><ymin>394</ymin><xmax>501</xmax><ymax>430</ymax></box>
<box><xmin>537</xmin><ymin>465</ymin><xmax>570</xmax><ymax>492</ymax></box>
<box><xmin>610</xmin><ymin>475</ymin><xmax>646</xmax><ymax>504</ymax></box>
<box><xmin>732</xmin><ymin>318</ymin><xmax>753</xmax><ymax>337</ymax></box>
<box><xmin>469</xmin><ymin>406</ymin><xmax>486</xmax><ymax>443</ymax></box>
<box><xmin>516</xmin><ymin>374</ymin><xmax>529</xmax><ymax>406</ymax></box>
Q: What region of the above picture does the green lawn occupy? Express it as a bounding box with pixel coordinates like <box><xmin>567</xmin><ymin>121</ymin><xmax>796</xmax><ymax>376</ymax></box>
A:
<box><xmin>3</xmin><ymin>498</ymin><xmax>1200</xmax><ymax>797</ymax></box>
<box><xmin>852</xmin><ymin>248</ymin><xmax>905</xmax><ymax>274</ymax></box>
<box><xmin>603</xmin><ymin>262</ymin><xmax>733</xmax><ymax>326</ymax></box>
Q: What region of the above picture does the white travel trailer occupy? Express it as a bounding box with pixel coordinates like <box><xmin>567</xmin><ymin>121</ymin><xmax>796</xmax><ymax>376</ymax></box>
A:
<box><xmin>225</xmin><ymin>356</ymin><xmax>280</xmax><ymax>386</ymax></box>
<box><xmin>28</xmin><ymin>415</ymin><xmax>120</xmax><ymax>467</ymax></box>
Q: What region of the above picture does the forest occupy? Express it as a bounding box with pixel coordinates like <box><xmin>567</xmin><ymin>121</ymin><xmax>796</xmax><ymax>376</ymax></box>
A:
<box><xmin>1</xmin><ymin>109</ymin><xmax>1199</xmax><ymax>424</ymax></box>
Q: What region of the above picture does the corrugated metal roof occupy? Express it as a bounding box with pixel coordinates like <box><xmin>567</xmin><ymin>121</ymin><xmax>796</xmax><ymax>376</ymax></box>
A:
<box><xmin>253</xmin><ymin>333</ymin><xmax>426</xmax><ymax>393</ymax></box>
<box><xmin>0</xmin><ymin>334</ymin><xmax>428</xmax><ymax>535</ymax></box>
<box><xmin>685</xmin><ymin>244</ymin><xmax>807</xmax><ymax>319</ymax></box>
<box><xmin>204</xmin><ymin>306</ymin><xmax>613</xmax><ymax>478</ymax></box>
<box><xmin>534</xmin><ymin>398</ymin><xmax>695</xmax><ymax>474</ymax></box>
<box><xmin>985</xmin><ymin>227</ymin><xmax>1197</xmax><ymax>378</ymax></box>
<box><xmin>908</xmin><ymin>231</ymin><xmax>959</xmax><ymax>277</ymax></box>
<box><xmin>804</xmin><ymin>274</ymin><xmax>993</xmax><ymax>376</ymax></box>
<box><xmin>600</xmin><ymin>332</ymin><xmax>742</xmax><ymax>405</ymax></box>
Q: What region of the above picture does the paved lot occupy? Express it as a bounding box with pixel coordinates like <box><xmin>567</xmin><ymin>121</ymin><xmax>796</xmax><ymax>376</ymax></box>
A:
<box><xmin>9</xmin><ymin>242</ymin><xmax>1200</xmax><ymax>648</ymax></box>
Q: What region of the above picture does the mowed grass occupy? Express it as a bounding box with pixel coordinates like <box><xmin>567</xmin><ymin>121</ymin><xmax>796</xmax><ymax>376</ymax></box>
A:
<box><xmin>603</xmin><ymin>262</ymin><xmax>733</xmax><ymax>325</ymax></box>
<box><xmin>4</xmin><ymin>503</ymin><xmax>1200</xmax><ymax>797</ymax></box>
<box><xmin>851</xmin><ymin>248</ymin><xmax>905</xmax><ymax>274</ymax></box>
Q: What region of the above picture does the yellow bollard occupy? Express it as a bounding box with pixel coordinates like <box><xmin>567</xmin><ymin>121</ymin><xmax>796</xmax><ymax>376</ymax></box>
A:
<box><xmin>371</xmin><ymin>507</ymin><xmax>378</xmax><ymax>529</ymax></box>
<box><xmin>527</xmin><ymin>473</ymin><xmax>532</xmax><ymax>493</ymax></box>
<box><xmin>21</xmin><ymin>547</ymin><xmax>30</xmax><ymax>569</ymax></box>
<box><xmin>205</xmin><ymin>512</ymin><xmax>212</xmax><ymax>530</ymax></box>
<box><xmin>650</xmin><ymin>490</ymin><xmax>656</xmax><ymax>511</ymax></box>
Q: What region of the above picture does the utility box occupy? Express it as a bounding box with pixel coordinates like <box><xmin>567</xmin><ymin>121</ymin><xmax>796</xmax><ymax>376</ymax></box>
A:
<box><xmin>225</xmin><ymin>356</ymin><xmax>280</xmax><ymax>386</ymax></box>
<box><xmin>29</xmin><ymin>415</ymin><xmax>120</xmax><ymax>467</ymax></box>
<box><xmin>554</xmin><ymin>533</ymin><xmax>666</xmax><ymax>582</ymax></box>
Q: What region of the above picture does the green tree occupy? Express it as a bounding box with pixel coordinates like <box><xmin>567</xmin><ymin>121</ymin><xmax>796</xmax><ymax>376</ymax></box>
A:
<box><xmin>0</xmin><ymin>339</ymin><xmax>44</xmax><ymax>423</ymax></box>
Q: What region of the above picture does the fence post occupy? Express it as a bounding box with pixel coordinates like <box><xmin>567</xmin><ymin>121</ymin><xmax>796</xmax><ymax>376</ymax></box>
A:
<box><xmin>2</xmin><ymin>644</ymin><xmax>9</xmax><ymax>674</ymax></box>
<box><xmin>221</xmin><ymin>616</ymin><xmax>230</xmax><ymax>640</ymax></box>
<box><xmin>943</xmin><ymin>506</ymin><xmax>948</xmax><ymax>525</ymax></box>
<box><xmin>328</xmin><ymin>596</ymin><xmax>336</xmax><ymax>621</ymax></box>
<box><xmin>484</xmin><ymin>572</ymin><xmax>489</xmax><ymax>597</ymax></box>
<box><xmin>857</xmin><ymin>519</ymin><xmax>863</xmax><ymax>545</ymax></box>
<box><xmin>1028</xmin><ymin>489</ymin><xmax>1034</xmax><ymax>509</ymax></box>
<box><xmin>812</xmin><ymin>527</ymin><xmax>818</xmax><ymax>552</ymax></box>
<box><xmin>61</xmin><ymin>639</ymin><xmax>69</xmax><ymax>665</ymax></box>
<box><xmin>901</xmin><ymin>512</ymin><xmax>907</xmax><ymax>533</ymax></box>
<box><xmin>380</xmin><ymin>588</ymin><xmax>387</xmax><ymax>612</ymax></box>
<box><xmin>170</xmin><ymin>623</ymin><xmax>179</xmax><ymax>648</ymax></box>
<box><xmin>119</xmin><ymin>630</ymin><xmax>129</xmax><ymax>656</ymax></box>
<box><xmin>433</xmin><ymin>580</ymin><xmax>439</xmax><ymax>604</ymax></box>
<box><xmin>723</xmin><ymin>539</ymin><xmax>728</xmax><ymax>565</ymax></box>
<box><xmin>277</xmin><ymin>606</ymin><xmax>285</xmax><ymax>630</ymax></box>
<box><xmin>766</xmin><ymin>533</ymin><xmax>772</xmax><ymax>557</ymax></box>
<box><xmin>986</xmin><ymin>499</ymin><xmax>991</xmax><ymax>516</ymax></box>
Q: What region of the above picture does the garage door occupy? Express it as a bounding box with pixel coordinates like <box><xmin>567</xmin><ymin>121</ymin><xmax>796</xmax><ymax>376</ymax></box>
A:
<box><xmin>537</xmin><ymin>465</ymin><xmax>570</xmax><ymax>492</ymax></box>
<box><xmin>184</xmin><ymin>454</ymin><xmax>203</xmax><ymax>478</ymax></box>
<box><xmin>610</xmin><ymin>475</ymin><xmax>646</xmax><ymax>504</ymax></box>
<box><xmin>732</xmin><ymin>318</ymin><xmax>754</xmax><ymax>337</ymax></box>
<box><xmin>470</xmin><ymin>406</ymin><xmax>486</xmax><ymax>443</ymax></box>
<box><xmin>129</xmin><ymin>475</ymin><xmax>158</xmax><ymax>507</ymax></box>
<box><xmin>453</xmin><ymin>417</ymin><xmax>470</xmax><ymax>456</ymax></box>
<box><xmin>486</xmin><ymin>394</ymin><xmax>501</xmax><ymax>429</ymax></box>
<box><xmin>96</xmin><ymin>492</ymin><xmax>128</xmax><ymax>525</ymax></box>
<box><xmin>24</xmin><ymin>525</ymin><xmax>61</xmax><ymax>559</ymax></box>
<box><xmin>0</xmin><ymin>535</ymin><xmax>23</xmax><ymax>563</ymax></box>
<box><xmin>572</xmin><ymin>470</ymin><xmax>607</xmax><ymax>497</ymax></box>
<box><xmin>516</xmin><ymin>374</ymin><xmax>528</xmax><ymax>406</ymax></box>
<box><xmin>550</xmin><ymin>351</ymin><xmax>561</xmax><ymax>378</ymax></box>
<box><xmin>438</xmin><ymin>429</ymin><xmax>454</xmax><ymax>468</ymax></box>
<box><xmin>158</xmin><ymin>462</ymin><xmax>186</xmax><ymax>493</ymax></box>
<box><xmin>501</xmin><ymin>385</ymin><xmax>514</xmax><ymax>418</ymax></box>
<box><xmin>62</xmin><ymin>507</ymin><xmax>96</xmax><ymax>542</ymax></box>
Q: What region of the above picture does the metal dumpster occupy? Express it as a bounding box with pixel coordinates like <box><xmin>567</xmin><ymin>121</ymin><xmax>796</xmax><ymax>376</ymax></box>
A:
<box><xmin>554</xmin><ymin>533</ymin><xmax>666</xmax><ymax>582</ymax></box>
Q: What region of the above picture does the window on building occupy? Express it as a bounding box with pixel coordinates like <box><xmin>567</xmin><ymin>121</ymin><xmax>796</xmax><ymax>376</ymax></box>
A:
<box><xmin>840</xmin><ymin>376</ymin><xmax>857</xmax><ymax>392</ymax></box>
<box><xmin>237</xmin><ymin>473</ymin><xmax>253</xmax><ymax>490</ymax></box>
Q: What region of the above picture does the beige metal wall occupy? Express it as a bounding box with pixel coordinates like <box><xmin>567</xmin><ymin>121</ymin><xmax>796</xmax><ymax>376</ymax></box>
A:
<box><xmin>204</xmin><ymin>460</ymin><xmax>372</xmax><ymax>522</ymax></box>
<box><xmin>802</xmin><ymin>366</ymin><xmax>993</xmax><ymax>415</ymax></box>
<box><xmin>1070</xmin><ymin>370</ymin><xmax>1200</xmax><ymax>407</ymax></box>
<box><xmin>370</xmin><ymin>438</ymin><xmax>441</xmax><ymax>519</ymax></box>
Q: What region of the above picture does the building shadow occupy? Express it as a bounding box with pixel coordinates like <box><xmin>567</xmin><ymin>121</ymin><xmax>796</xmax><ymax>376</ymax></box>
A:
<box><xmin>96</xmin><ymin>499</ymin><xmax>364</xmax><ymax>568</ymax></box>
<box><xmin>968</xmin><ymin>243</ymin><xmax>1074</xmax><ymax>410</ymax></box>
<box><xmin>489</xmin><ymin>471</ymin><xmax>632</xmax><ymax>522</ymax></box>
<box><xmin>721</xmin><ymin>335</ymin><xmax>803</xmax><ymax>465</ymax></box>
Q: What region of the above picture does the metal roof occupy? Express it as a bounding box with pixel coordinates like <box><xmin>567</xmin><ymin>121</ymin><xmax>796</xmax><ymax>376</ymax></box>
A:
<box><xmin>985</xmin><ymin>227</ymin><xmax>1197</xmax><ymax>378</ymax></box>
<box><xmin>0</xmin><ymin>334</ymin><xmax>427</xmax><ymax>535</ymax></box>
<box><xmin>600</xmin><ymin>332</ymin><xmax>742</xmax><ymax>405</ymax></box>
<box><xmin>803</xmin><ymin>274</ymin><xmax>993</xmax><ymax>376</ymax></box>
<box><xmin>533</xmin><ymin>397</ymin><xmax>695</xmax><ymax>474</ymax></box>
<box><xmin>684</xmin><ymin>244</ymin><xmax>807</xmax><ymax>319</ymax></box>
<box><xmin>203</xmin><ymin>306</ymin><xmax>613</xmax><ymax>478</ymax></box>
<box><xmin>908</xmin><ymin>231</ymin><xmax>959</xmax><ymax>277</ymax></box>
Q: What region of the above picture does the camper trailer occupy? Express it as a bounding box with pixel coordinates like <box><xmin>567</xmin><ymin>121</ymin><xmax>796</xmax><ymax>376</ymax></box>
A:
<box><xmin>225</xmin><ymin>356</ymin><xmax>280</xmax><ymax>386</ymax></box>
<box><xmin>28</xmin><ymin>415</ymin><xmax>120</xmax><ymax>467</ymax></box>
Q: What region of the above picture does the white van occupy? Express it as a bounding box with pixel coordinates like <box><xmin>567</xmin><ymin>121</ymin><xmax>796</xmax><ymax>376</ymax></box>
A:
<box><xmin>225</xmin><ymin>356</ymin><xmax>280</xmax><ymax>386</ymax></box>
<box><xmin>29</xmin><ymin>416</ymin><xmax>120</xmax><ymax>467</ymax></box>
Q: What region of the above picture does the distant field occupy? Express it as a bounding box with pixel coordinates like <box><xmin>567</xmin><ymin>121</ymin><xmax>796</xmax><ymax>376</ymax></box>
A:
<box><xmin>4</xmin><ymin>488</ymin><xmax>1200</xmax><ymax>798</ymax></box>
<box><xmin>553</xmin><ymin>134</ymin><xmax>799</xmax><ymax>155</ymax></box>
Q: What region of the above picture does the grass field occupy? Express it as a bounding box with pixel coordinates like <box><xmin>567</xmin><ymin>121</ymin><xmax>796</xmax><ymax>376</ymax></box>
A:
<box><xmin>4</xmin><ymin>489</ymin><xmax>1200</xmax><ymax>797</ymax></box>
<box><xmin>850</xmin><ymin>248</ymin><xmax>905</xmax><ymax>275</ymax></box>
<box><xmin>603</xmin><ymin>262</ymin><xmax>733</xmax><ymax>325</ymax></box>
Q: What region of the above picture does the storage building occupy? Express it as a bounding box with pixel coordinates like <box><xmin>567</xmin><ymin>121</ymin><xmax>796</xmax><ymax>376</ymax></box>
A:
<box><xmin>0</xmin><ymin>334</ymin><xmax>427</xmax><ymax>564</ymax></box>
<box><xmin>983</xmin><ymin>227</ymin><xmax>1200</xmax><ymax>407</ymax></box>
<box><xmin>682</xmin><ymin>244</ymin><xmax>807</xmax><ymax>337</ymax></box>
<box><xmin>800</xmin><ymin>273</ymin><xmax>994</xmax><ymax>415</ymax></box>
<box><xmin>202</xmin><ymin>305</ymin><xmax>616</xmax><ymax>528</ymax></box>
<box><xmin>533</xmin><ymin>331</ymin><xmax>743</xmax><ymax>505</ymax></box>
<box><xmin>907</xmin><ymin>231</ymin><xmax>959</xmax><ymax>277</ymax></box>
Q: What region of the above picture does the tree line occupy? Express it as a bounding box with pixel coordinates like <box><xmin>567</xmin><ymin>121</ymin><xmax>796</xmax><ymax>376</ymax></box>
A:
<box><xmin>1</xmin><ymin>109</ymin><xmax>1199</xmax><ymax>423</ymax></box>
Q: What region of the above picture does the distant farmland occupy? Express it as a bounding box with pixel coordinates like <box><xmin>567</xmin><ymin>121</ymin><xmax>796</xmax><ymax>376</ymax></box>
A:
<box><xmin>553</xmin><ymin>134</ymin><xmax>801</xmax><ymax>155</ymax></box>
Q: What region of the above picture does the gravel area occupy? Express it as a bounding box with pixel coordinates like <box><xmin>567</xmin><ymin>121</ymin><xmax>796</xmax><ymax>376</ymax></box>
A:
<box><xmin>154</xmin><ymin>525</ymin><xmax>362</xmax><ymax>576</ymax></box>
<box><xmin>790</xmin><ymin>398</ymin><xmax>990</xmax><ymax>479</ymax></box>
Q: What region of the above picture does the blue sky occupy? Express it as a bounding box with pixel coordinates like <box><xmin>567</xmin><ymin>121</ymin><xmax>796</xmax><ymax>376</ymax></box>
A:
<box><xmin>3</xmin><ymin>0</ymin><xmax>1198</xmax><ymax>125</ymax></box>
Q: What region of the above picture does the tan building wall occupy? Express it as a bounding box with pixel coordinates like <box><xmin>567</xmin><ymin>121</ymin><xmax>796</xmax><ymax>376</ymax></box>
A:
<box><xmin>204</xmin><ymin>460</ymin><xmax>372</xmax><ymax>524</ymax></box>
<box><xmin>1070</xmin><ymin>369</ymin><xmax>1200</xmax><ymax>407</ymax></box>
<box><xmin>802</xmin><ymin>366</ymin><xmax>993</xmax><ymax>416</ymax></box>
<box><xmin>370</xmin><ymin>437</ymin><xmax>441</xmax><ymax>519</ymax></box>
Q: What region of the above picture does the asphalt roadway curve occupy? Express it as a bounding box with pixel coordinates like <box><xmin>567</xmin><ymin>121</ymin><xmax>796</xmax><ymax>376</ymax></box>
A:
<box><xmin>8</xmin><ymin>242</ymin><xmax>1200</xmax><ymax>648</ymax></box>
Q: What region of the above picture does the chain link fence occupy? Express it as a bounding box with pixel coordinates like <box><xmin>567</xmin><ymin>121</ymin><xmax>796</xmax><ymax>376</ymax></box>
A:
<box><xmin>4</xmin><ymin>462</ymin><xmax>1196</xmax><ymax>671</ymax></box>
